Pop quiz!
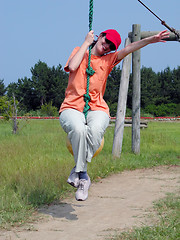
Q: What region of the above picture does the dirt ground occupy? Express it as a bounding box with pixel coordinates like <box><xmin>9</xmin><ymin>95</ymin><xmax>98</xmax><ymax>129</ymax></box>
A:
<box><xmin>0</xmin><ymin>165</ymin><xmax>179</xmax><ymax>240</ymax></box>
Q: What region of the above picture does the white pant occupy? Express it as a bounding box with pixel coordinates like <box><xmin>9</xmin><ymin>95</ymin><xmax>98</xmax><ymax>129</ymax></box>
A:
<box><xmin>59</xmin><ymin>109</ymin><xmax>110</xmax><ymax>172</ymax></box>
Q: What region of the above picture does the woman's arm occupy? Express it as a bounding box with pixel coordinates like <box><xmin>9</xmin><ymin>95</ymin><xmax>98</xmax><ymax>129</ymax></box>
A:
<box><xmin>68</xmin><ymin>30</ymin><xmax>94</xmax><ymax>72</ymax></box>
<box><xmin>116</xmin><ymin>30</ymin><xmax>169</xmax><ymax>62</ymax></box>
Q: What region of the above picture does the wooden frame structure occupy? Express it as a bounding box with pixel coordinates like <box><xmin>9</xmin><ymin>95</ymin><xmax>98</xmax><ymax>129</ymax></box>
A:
<box><xmin>112</xmin><ymin>24</ymin><xmax>179</xmax><ymax>158</ymax></box>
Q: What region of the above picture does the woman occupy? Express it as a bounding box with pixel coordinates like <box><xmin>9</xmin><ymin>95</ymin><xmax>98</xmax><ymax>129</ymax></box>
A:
<box><xmin>59</xmin><ymin>29</ymin><xmax>169</xmax><ymax>201</ymax></box>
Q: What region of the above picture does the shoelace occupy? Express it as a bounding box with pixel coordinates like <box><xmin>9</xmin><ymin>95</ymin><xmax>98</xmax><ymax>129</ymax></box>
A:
<box><xmin>78</xmin><ymin>179</ymin><xmax>86</xmax><ymax>191</ymax></box>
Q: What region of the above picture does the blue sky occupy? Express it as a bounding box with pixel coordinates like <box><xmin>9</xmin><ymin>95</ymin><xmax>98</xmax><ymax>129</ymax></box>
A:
<box><xmin>1</xmin><ymin>0</ymin><xmax>179</xmax><ymax>87</ymax></box>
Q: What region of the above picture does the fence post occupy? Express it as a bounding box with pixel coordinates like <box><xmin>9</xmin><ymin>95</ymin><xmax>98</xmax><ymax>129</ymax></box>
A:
<box><xmin>112</xmin><ymin>37</ymin><xmax>132</xmax><ymax>158</ymax></box>
<box><xmin>132</xmin><ymin>24</ymin><xmax>141</xmax><ymax>154</ymax></box>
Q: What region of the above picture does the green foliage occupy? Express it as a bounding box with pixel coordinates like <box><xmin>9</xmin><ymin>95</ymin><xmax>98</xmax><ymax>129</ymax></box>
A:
<box><xmin>126</xmin><ymin>107</ymin><xmax>132</xmax><ymax>117</ymax></box>
<box><xmin>4</xmin><ymin>62</ymin><xmax>180</xmax><ymax>117</ymax></box>
<box><xmin>6</xmin><ymin>61</ymin><xmax>68</xmax><ymax>112</ymax></box>
<box><xmin>0</xmin><ymin>187</ymin><xmax>33</xmax><ymax>227</ymax></box>
<box><xmin>0</xmin><ymin>79</ymin><xmax>6</xmax><ymax>96</ymax></box>
<box><xmin>144</xmin><ymin>103</ymin><xmax>180</xmax><ymax>117</ymax></box>
<box><xmin>30</xmin><ymin>61</ymin><xmax>68</xmax><ymax>108</ymax></box>
<box><xmin>106</xmin><ymin>66</ymin><xmax>180</xmax><ymax>117</ymax></box>
<box><xmin>157</xmin><ymin>67</ymin><xmax>180</xmax><ymax>104</ymax></box>
<box><xmin>0</xmin><ymin>96</ymin><xmax>13</xmax><ymax>120</ymax></box>
<box><xmin>140</xmin><ymin>66</ymin><xmax>159</xmax><ymax>107</ymax></box>
<box><xmin>140</xmin><ymin>66</ymin><xmax>180</xmax><ymax>107</ymax></box>
<box><xmin>40</xmin><ymin>101</ymin><xmax>58</xmax><ymax>116</ymax></box>
<box><xmin>7</xmin><ymin>78</ymin><xmax>35</xmax><ymax>112</ymax></box>
<box><xmin>27</xmin><ymin>109</ymin><xmax>43</xmax><ymax>117</ymax></box>
<box><xmin>104</xmin><ymin>66</ymin><xmax>121</xmax><ymax>116</ymax></box>
<box><xmin>107</xmin><ymin>102</ymin><xmax>118</xmax><ymax>117</ymax></box>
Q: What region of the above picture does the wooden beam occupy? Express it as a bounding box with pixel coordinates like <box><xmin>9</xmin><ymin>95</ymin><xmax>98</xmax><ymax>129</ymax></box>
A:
<box><xmin>128</xmin><ymin>30</ymin><xmax>180</xmax><ymax>41</ymax></box>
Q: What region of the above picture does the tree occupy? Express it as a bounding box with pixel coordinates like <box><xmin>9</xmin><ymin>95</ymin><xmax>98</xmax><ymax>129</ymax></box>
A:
<box><xmin>157</xmin><ymin>67</ymin><xmax>172</xmax><ymax>104</ymax></box>
<box><xmin>5</xmin><ymin>60</ymin><xmax>180</xmax><ymax>116</ymax></box>
<box><xmin>0</xmin><ymin>95</ymin><xmax>16</xmax><ymax>121</ymax></box>
<box><xmin>17</xmin><ymin>77</ymin><xmax>38</xmax><ymax>111</ymax></box>
<box><xmin>30</xmin><ymin>61</ymin><xmax>68</xmax><ymax>109</ymax></box>
<box><xmin>0</xmin><ymin>96</ymin><xmax>11</xmax><ymax>120</ymax></box>
<box><xmin>140</xmin><ymin>66</ymin><xmax>159</xmax><ymax>108</ymax></box>
<box><xmin>50</xmin><ymin>65</ymin><xmax>69</xmax><ymax>109</ymax></box>
<box><xmin>104</xmin><ymin>66</ymin><xmax>121</xmax><ymax>104</ymax></box>
<box><xmin>171</xmin><ymin>66</ymin><xmax>180</xmax><ymax>103</ymax></box>
<box><xmin>104</xmin><ymin>66</ymin><xmax>122</xmax><ymax>116</ymax></box>
<box><xmin>6</xmin><ymin>61</ymin><xmax>69</xmax><ymax>112</ymax></box>
<box><xmin>7</xmin><ymin>78</ymin><xmax>36</xmax><ymax>112</ymax></box>
<box><xmin>31</xmin><ymin>61</ymin><xmax>51</xmax><ymax>106</ymax></box>
<box><xmin>6</xmin><ymin>82</ymin><xmax>18</xmax><ymax>98</ymax></box>
<box><xmin>0</xmin><ymin>79</ymin><xmax>6</xmax><ymax>96</ymax></box>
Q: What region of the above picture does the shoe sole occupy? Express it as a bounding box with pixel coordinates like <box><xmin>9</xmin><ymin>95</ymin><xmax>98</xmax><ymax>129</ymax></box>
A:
<box><xmin>67</xmin><ymin>180</ymin><xmax>79</xmax><ymax>188</ymax></box>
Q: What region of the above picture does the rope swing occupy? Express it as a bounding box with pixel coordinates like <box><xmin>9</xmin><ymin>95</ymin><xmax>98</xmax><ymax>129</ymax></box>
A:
<box><xmin>66</xmin><ymin>0</ymin><xmax>104</xmax><ymax>158</ymax></box>
<box><xmin>83</xmin><ymin>0</ymin><xmax>95</xmax><ymax>118</ymax></box>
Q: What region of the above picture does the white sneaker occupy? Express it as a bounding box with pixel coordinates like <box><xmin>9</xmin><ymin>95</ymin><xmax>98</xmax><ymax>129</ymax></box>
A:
<box><xmin>67</xmin><ymin>167</ymin><xmax>79</xmax><ymax>188</ymax></box>
<box><xmin>75</xmin><ymin>175</ymin><xmax>91</xmax><ymax>201</ymax></box>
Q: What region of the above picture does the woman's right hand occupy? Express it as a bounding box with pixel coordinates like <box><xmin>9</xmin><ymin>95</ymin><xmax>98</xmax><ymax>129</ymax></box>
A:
<box><xmin>85</xmin><ymin>30</ymin><xmax>95</xmax><ymax>46</ymax></box>
<box><xmin>68</xmin><ymin>30</ymin><xmax>95</xmax><ymax>72</ymax></box>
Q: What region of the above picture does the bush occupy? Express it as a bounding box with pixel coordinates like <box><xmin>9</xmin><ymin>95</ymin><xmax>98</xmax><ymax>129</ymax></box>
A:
<box><xmin>0</xmin><ymin>96</ymin><xmax>18</xmax><ymax>121</ymax></box>
<box><xmin>109</xmin><ymin>104</ymin><xmax>132</xmax><ymax>118</ymax></box>
<box><xmin>108</xmin><ymin>102</ymin><xmax>118</xmax><ymax>117</ymax></box>
<box><xmin>125</xmin><ymin>108</ymin><xmax>132</xmax><ymax>117</ymax></box>
<box><xmin>28</xmin><ymin>109</ymin><xmax>42</xmax><ymax>117</ymax></box>
<box><xmin>144</xmin><ymin>103</ymin><xmax>179</xmax><ymax>117</ymax></box>
<box><xmin>40</xmin><ymin>102</ymin><xmax>58</xmax><ymax>117</ymax></box>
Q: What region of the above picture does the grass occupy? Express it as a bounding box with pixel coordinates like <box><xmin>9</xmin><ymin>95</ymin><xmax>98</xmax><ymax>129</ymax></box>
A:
<box><xmin>107</xmin><ymin>191</ymin><xmax>180</xmax><ymax>240</ymax></box>
<box><xmin>0</xmin><ymin>119</ymin><xmax>179</xmax><ymax>229</ymax></box>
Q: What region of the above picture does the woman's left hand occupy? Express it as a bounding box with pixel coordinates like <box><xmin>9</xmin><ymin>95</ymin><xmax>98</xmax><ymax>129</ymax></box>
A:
<box><xmin>151</xmin><ymin>30</ymin><xmax>170</xmax><ymax>43</ymax></box>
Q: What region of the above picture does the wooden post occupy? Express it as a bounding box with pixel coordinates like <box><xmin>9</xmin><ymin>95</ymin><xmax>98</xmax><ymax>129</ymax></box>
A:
<box><xmin>132</xmin><ymin>24</ymin><xmax>141</xmax><ymax>154</ymax></box>
<box><xmin>112</xmin><ymin>37</ymin><xmax>132</xmax><ymax>158</ymax></box>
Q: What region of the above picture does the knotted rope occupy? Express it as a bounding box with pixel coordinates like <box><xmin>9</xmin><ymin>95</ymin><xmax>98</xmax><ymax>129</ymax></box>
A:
<box><xmin>83</xmin><ymin>0</ymin><xmax>95</xmax><ymax>118</ymax></box>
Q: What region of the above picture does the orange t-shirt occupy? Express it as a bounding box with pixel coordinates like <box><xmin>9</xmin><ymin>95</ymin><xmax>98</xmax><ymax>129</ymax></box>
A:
<box><xmin>59</xmin><ymin>47</ymin><xmax>121</xmax><ymax>116</ymax></box>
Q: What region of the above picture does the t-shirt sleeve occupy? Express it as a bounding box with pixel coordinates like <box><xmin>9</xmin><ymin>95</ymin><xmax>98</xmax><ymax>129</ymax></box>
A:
<box><xmin>64</xmin><ymin>47</ymin><xmax>80</xmax><ymax>72</ymax></box>
<box><xmin>107</xmin><ymin>51</ymin><xmax>122</xmax><ymax>74</ymax></box>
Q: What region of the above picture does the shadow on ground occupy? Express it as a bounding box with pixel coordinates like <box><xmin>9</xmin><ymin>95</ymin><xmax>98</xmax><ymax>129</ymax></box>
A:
<box><xmin>39</xmin><ymin>201</ymin><xmax>86</xmax><ymax>221</ymax></box>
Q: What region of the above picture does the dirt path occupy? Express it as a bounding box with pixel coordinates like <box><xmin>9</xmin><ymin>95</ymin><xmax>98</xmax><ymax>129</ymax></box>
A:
<box><xmin>1</xmin><ymin>165</ymin><xmax>179</xmax><ymax>240</ymax></box>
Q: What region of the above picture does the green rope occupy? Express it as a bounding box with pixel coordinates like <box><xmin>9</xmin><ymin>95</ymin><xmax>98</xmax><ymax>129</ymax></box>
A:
<box><xmin>83</xmin><ymin>0</ymin><xmax>95</xmax><ymax>118</ymax></box>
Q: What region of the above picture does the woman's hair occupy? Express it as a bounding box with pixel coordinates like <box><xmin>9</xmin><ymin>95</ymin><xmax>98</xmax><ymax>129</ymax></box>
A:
<box><xmin>91</xmin><ymin>39</ymin><xmax>98</xmax><ymax>49</ymax></box>
<box><xmin>91</xmin><ymin>33</ymin><xmax>116</xmax><ymax>51</ymax></box>
<box><xmin>91</xmin><ymin>40</ymin><xmax>98</xmax><ymax>49</ymax></box>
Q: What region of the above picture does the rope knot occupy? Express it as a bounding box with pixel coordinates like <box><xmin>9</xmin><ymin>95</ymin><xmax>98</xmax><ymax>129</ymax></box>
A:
<box><xmin>84</xmin><ymin>93</ymin><xmax>91</xmax><ymax>102</ymax></box>
<box><xmin>83</xmin><ymin>94</ymin><xmax>91</xmax><ymax>117</ymax></box>
<box><xmin>86</xmin><ymin>66</ymin><xmax>95</xmax><ymax>76</ymax></box>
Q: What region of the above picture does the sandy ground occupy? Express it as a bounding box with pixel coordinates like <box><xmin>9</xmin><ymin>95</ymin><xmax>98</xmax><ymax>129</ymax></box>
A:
<box><xmin>0</xmin><ymin>165</ymin><xmax>179</xmax><ymax>240</ymax></box>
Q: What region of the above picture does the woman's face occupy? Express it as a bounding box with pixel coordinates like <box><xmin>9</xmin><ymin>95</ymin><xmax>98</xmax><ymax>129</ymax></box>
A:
<box><xmin>94</xmin><ymin>35</ymin><xmax>112</xmax><ymax>56</ymax></box>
